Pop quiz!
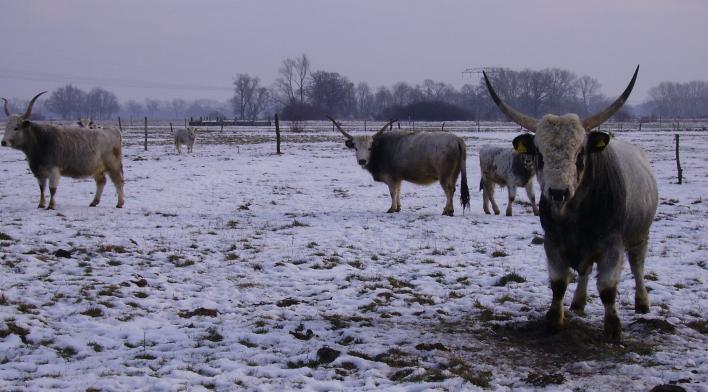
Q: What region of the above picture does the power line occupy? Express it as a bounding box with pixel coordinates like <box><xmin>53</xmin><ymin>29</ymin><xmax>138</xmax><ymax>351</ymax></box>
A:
<box><xmin>0</xmin><ymin>67</ymin><xmax>233</xmax><ymax>92</ymax></box>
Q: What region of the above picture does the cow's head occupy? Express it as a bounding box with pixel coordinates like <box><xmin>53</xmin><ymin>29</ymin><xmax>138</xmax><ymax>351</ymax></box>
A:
<box><xmin>1</xmin><ymin>91</ymin><xmax>47</xmax><ymax>149</ymax></box>
<box><xmin>188</xmin><ymin>127</ymin><xmax>197</xmax><ymax>139</ymax></box>
<box><xmin>329</xmin><ymin>117</ymin><xmax>396</xmax><ymax>167</ymax></box>
<box><xmin>484</xmin><ymin>66</ymin><xmax>638</xmax><ymax>213</ymax></box>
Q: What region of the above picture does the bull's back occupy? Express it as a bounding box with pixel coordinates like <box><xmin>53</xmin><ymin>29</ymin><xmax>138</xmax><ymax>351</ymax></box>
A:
<box><xmin>48</xmin><ymin>127</ymin><xmax>121</xmax><ymax>177</ymax></box>
<box><xmin>612</xmin><ymin>141</ymin><xmax>658</xmax><ymax>243</ymax></box>
<box><xmin>382</xmin><ymin>132</ymin><xmax>463</xmax><ymax>183</ymax></box>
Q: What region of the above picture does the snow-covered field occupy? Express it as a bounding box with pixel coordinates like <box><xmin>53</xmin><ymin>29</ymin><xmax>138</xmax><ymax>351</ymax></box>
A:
<box><xmin>0</xmin><ymin>125</ymin><xmax>706</xmax><ymax>391</ymax></box>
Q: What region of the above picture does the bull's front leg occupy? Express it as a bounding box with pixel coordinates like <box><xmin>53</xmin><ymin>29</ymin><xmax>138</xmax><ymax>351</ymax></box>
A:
<box><xmin>385</xmin><ymin>180</ymin><xmax>400</xmax><ymax>213</ymax></box>
<box><xmin>47</xmin><ymin>168</ymin><xmax>61</xmax><ymax>210</ymax></box>
<box><xmin>525</xmin><ymin>181</ymin><xmax>539</xmax><ymax>216</ymax></box>
<box><xmin>597</xmin><ymin>247</ymin><xmax>624</xmax><ymax>341</ymax></box>
<box><xmin>545</xmin><ymin>246</ymin><xmax>569</xmax><ymax>332</ymax></box>
<box><xmin>505</xmin><ymin>186</ymin><xmax>517</xmax><ymax>216</ymax></box>
<box><xmin>570</xmin><ymin>263</ymin><xmax>593</xmax><ymax>315</ymax></box>
<box><xmin>36</xmin><ymin>177</ymin><xmax>47</xmax><ymax>208</ymax></box>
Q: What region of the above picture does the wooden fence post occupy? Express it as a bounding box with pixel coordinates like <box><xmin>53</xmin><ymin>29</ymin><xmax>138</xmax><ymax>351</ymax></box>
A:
<box><xmin>675</xmin><ymin>134</ymin><xmax>683</xmax><ymax>184</ymax></box>
<box><xmin>170</xmin><ymin>122</ymin><xmax>173</xmax><ymax>133</ymax></box>
<box><xmin>144</xmin><ymin>117</ymin><xmax>148</xmax><ymax>151</ymax></box>
<box><xmin>118</xmin><ymin>117</ymin><xmax>123</xmax><ymax>132</ymax></box>
<box><xmin>275</xmin><ymin>114</ymin><xmax>282</xmax><ymax>154</ymax></box>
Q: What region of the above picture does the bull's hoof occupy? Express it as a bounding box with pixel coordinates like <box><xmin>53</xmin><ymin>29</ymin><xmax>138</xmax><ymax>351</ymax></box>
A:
<box><xmin>46</xmin><ymin>205</ymin><xmax>55</xmax><ymax>210</ymax></box>
<box><xmin>493</xmin><ymin>210</ymin><xmax>500</xmax><ymax>215</ymax></box>
<box><xmin>545</xmin><ymin>310</ymin><xmax>565</xmax><ymax>332</ymax></box>
<box><xmin>89</xmin><ymin>201</ymin><xmax>99</xmax><ymax>207</ymax></box>
<box><xmin>37</xmin><ymin>203</ymin><xmax>45</xmax><ymax>209</ymax></box>
<box><xmin>395</xmin><ymin>207</ymin><xmax>401</xmax><ymax>212</ymax></box>
<box><xmin>442</xmin><ymin>210</ymin><xmax>454</xmax><ymax>217</ymax></box>
<box><xmin>483</xmin><ymin>209</ymin><xmax>491</xmax><ymax>215</ymax></box>
<box><xmin>570</xmin><ymin>301</ymin><xmax>586</xmax><ymax>316</ymax></box>
<box><xmin>386</xmin><ymin>208</ymin><xmax>396</xmax><ymax>213</ymax></box>
<box><xmin>506</xmin><ymin>211</ymin><xmax>513</xmax><ymax>217</ymax></box>
<box><xmin>604</xmin><ymin>316</ymin><xmax>622</xmax><ymax>342</ymax></box>
<box><xmin>635</xmin><ymin>299</ymin><xmax>650</xmax><ymax>314</ymax></box>
<box><xmin>116</xmin><ymin>203</ymin><xmax>124</xmax><ymax>209</ymax></box>
<box><xmin>533</xmin><ymin>211</ymin><xmax>539</xmax><ymax>216</ymax></box>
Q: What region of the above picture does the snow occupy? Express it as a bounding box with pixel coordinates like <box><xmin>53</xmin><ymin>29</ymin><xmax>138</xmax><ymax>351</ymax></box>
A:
<box><xmin>0</xmin><ymin>123</ymin><xmax>706</xmax><ymax>391</ymax></box>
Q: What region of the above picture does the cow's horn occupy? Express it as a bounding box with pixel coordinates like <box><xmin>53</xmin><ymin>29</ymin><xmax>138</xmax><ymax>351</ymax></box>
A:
<box><xmin>374</xmin><ymin>119</ymin><xmax>397</xmax><ymax>137</ymax></box>
<box><xmin>2</xmin><ymin>98</ymin><xmax>10</xmax><ymax>116</ymax></box>
<box><xmin>327</xmin><ymin>116</ymin><xmax>352</xmax><ymax>139</ymax></box>
<box><xmin>23</xmin><ymin>91</ymin><xmax>47</xmax><ymax>119</ymax></box>
<box><xmin>483</xmin><ymin>71</ymin><xmax>538</xmax><ymax>132</ymax></box>
<box><xmin>582</xmin><ymin>65</ymin><xmax>639</xmax><ymax>132</ymax></box>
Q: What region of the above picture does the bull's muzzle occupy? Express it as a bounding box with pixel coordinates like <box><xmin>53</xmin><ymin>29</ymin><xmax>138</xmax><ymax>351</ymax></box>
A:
<box><xmin>548</xmin><ymin>188</ymin><xmax>570</xmax><ymax>203</ymax></box>
<box><xmin>1</xmin><ymin>141</ymin><xmax>7</xmax><ymax>147</ymax></box>
<box><xmin>358</xmin><ymin>159</ymin><xmax>367</xmax><ymax>165</ymax></box>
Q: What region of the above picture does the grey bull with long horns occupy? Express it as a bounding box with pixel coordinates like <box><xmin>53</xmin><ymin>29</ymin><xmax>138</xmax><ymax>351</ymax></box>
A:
<box><xmin>483</xmin><ymin>65</ymin><xmax>658</xmax><ymax>341</ymax></box>
<box><xmin>2</xmin><ymin>92</ymin><xmax>125</xmax><ymax>209</ymax></box>
<box><xmin>329</xmin><ymin>117</ymin><xmax>470</xmax><ymax>216</ymax></box>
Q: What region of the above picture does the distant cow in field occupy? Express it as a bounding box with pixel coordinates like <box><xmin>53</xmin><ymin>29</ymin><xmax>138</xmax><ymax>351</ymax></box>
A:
<box><xmin>174</xmin><ymin>127</ymin><xmax>196</xmax><ymax>154</ymax></box>
<box><xmin>329</xmin><ymin>117</ymin><xmax>470</xmax><ymax>216</ymax></box>
<box><xmin>484</xmin><ymin>65</ymin><xmax>658</xmax><ymax>341</ymax></box>
<box><xmin>2</xmin><ymin>92</ymin><xmax>125</xmax><ymax>209</ymax></box>
<box><xmin>478</xmin><ymin>146</ymin><xmax>538</xmax><ymax>216</ymax></box>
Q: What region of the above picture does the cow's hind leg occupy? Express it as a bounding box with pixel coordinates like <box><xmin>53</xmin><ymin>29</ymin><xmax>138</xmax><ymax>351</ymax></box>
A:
<box><xmin>108</xmin><ymin>168</ymin><xmax>125</xmax><ymax>208</ymax></box>
<box><xmin>505</xmin><ymin>186</ymin><xmax>517</xmax><ymax>216</ymax></box>
<box><xmin>440</xmin><ymin>178</ymin><xmax>455</xmax><ymax>216</ymax></box>
<box><xmin>394</xmin><ymin>182</ymin><xmax>401</xmax><ymax>212</ymax></box>
<box><xmin>90</xmin><ymin>173</ymin><xmax>107</xmax><ymax>207</ymax></box>
<box><xmin>37</xmin><ymin>177</ymin><xmax>47</xmax><ymax>208</ymax></box>
<box><xmin>627</xmin><ymin>240</ymin><xmax>650</xmax><ymax>313</ymax></box>
<box><xmin>570</xmin><ymin>263</ymin><xmax>593</xmax><ymax>315</ymax></box>
<box><xmin>47</xmin><ymin>168</ymin><xmax>60</xmax><ymax>210</ymax></box>
<box><xmin>525</xmin><ymin>181</ymin><xmax>539</xmax><ymax>216</ymax></box>
<box><xmin>597</xmin><ymin>246</ymin><xmax>624</xmax><ymax>341</ymax></box>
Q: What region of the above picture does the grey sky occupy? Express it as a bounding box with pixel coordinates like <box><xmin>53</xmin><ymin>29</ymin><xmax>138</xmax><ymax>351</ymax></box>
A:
<box><xmin>1</xmin><ymin>0</ymin><xmax>707</xmax><ymax>105</ymax></box>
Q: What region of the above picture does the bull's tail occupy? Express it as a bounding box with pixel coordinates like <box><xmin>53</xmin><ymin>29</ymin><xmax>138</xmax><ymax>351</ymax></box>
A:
<box><xmin>459</xmin><ymin>140</ymin><xmax>470</xmax><ymax>213</ymax></box>
<box><xmin>479</xmin><ymin>178</ymin><xmax>484</xmax><ymax>192</ymax></box>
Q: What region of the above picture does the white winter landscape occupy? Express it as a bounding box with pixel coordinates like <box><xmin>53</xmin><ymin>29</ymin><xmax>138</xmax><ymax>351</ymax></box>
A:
<box><xmin>0</xmin><ymin>123</ymin><xmax>706</xmax><ymax>391</ymax></box>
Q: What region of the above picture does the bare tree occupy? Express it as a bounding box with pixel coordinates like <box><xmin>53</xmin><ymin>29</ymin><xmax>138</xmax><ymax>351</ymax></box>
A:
<box><xmin>275</xmin><ymin>58</ymin><xmax>297</xmax><ymax>105</ymax></box>
<box><xmin>233</xmin><ymin>73</ymin><xmax>259</xmax><ymax>120</ymax></box>
<box><xmin>145</xmin><ymin>99</ymin><xmax>161</xmax><ymax>118</ymax></box>
<box><xmin>46</xmin><ymin>84</ymin><xmax>86</xmax><ymax>120</ymax></box>
<box><xmin>85</xmin><ymin>88</ymin><xmax>119</xmax><ymax>120</ymax></box>
<box><xmin>574</xmin><ymin>75</ymin><xmax>602</xmax><ymax>116</ymax></box>
<box><xmin>356</xmin><ymin>82</ymin><xmax>375</xmax><ymax>119</ymax></box>
<box><xmin>294</xmin><ymin>54</ymin><xmax>310</xmax><ymax>104</ymax></box>
<box><xmin>170</xmin><ymin>98</ymin><xmax>186</xmax><ymax>119</ymax></box>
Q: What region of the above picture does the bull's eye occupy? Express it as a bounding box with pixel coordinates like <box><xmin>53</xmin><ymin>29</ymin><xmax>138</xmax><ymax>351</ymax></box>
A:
<box><xmin>536</xmin><ymin>153</ymin><xmax>544</xmax><ymax>169</ymax></box>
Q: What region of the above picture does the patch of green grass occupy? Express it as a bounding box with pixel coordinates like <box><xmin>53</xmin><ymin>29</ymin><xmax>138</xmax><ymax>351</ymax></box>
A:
<box><xmin>88</xmin><ymin>342</ymin><xmax>103</xmax><ymax>352</ymax></box>
<box><xmin>0</xmin><ymin>232</ymin><xmax>13</xmax><ymax>241</ymax></box>
<box><xmin>56</xmin><ymin>346</ymin><xmax>77</xmax><ymax>359</ymax></box>
<box><xmin>81</xmin><ymin>307</ymin><xmax>103</xmax><ymax>317</ymax></box>
<box><xmin>495</xmin><ymin>272</ymin><xmax>526</xmax><ymax>286</ymax></box>
<box><xmin>204</xmin><ymin>327</ymin><xmax>223</xmax><ymax>342</ymax></box>
<box><xmin>97</xmin><ymin>244</ymin><xmax>127</xmax><ymax>253</ymax></box>
<box><xmin>491</xmin><ymin>249</ymin><xmax>509</xmax><ymax>258</ymax></box>
<box><xmin>238</xmin><ymin>339</ymin><xmax>257</xmax><ymax>348</ymax></box>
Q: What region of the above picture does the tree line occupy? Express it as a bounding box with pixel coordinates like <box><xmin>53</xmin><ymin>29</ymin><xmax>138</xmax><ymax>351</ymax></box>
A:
<box><xmin>2</xmin><ymin>55</ymin><xmax>707</xmax><ymax>122</ymax></box>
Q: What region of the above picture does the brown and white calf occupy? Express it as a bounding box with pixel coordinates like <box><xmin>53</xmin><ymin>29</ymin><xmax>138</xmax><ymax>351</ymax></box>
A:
<box><xmin>2</xmin><ymin>92</ymin><xmax>125</xmax><ymax>209</ymax></box>
<box><xmin>478</xmin><ymin>145</ymin><xmax>538</xmax><ymax>216</ymax></box>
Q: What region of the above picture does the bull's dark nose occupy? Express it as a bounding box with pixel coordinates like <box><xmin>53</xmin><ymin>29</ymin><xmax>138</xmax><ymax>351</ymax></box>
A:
<box><xmin>549</xmin><ymin>188</ymin><xmax>570</xmax><ymax>202</ymax></box>
<box><xmin>1</xmin><ymin>141</ymin><xmax>6</xmax><ymax>146</ymax></box>
<box><xmin>358</xmin><ymin>159</ymin><xmax>367</xmax><ymax>165</ymax></box>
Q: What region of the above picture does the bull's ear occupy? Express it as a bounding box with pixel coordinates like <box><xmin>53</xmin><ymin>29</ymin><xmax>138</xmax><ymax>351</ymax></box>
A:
<box><xmin>21</xmin><ymin>120</ymin><xmax>31</xmax><ymax>128</ymax></box>
<box><xmin>345</xmin><ymin>139</ymin><xmax>354</xmax><ymax>149</ymax></box>
<box><xmin>587</xmin><ymin>131</ymin><xmax>610</xmax><ymax>153</ymax></box>
<box><xmin>512</xmin><ymin>134</ymin><xmax>535</xmax><ymax>154</ymax></box>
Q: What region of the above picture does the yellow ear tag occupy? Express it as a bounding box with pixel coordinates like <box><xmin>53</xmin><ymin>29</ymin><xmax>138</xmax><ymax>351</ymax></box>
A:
<box><xmin>516</xmin><ymin>144</ymin><xmax>527</xmax><ymax>153</ymax></box>
<box><xmin>596</xmin><ymin>139</ymin><xmax>606</xmax><ymax>148</ymax></box>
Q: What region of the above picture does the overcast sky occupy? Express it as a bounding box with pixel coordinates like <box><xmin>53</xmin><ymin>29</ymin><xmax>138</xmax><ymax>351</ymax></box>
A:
<box><xmin>1</xmin><ymin>0</ymin><xmax>707</xmax><ymax>105</ymax></box>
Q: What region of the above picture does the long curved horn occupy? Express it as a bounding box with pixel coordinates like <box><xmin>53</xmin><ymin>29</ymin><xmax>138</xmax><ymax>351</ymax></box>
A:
<box><xmin>374</xmin><ymin>119</ymin><xmax>397</xmax><ymax>137</ymax></box>
<box><xmin>582</xmin><ymin>65</ymin><xmax>639</xmax><ymax>131</ymax></box>
<box><xmin>2</xmin><ymin>98</ymin><xmax>10</xmax><ymax>116</ymax></box>
<box><xmin>23</xmin><ymin>91</ymin><xmax>47</xmax><ymax>119</ymax></box>
<box><xmin>327</xmin><ymin>116</ymin><xmax>352</xmax><ymax>139</ymax></box>
<box><xmin>483</xmin><ymin>71</ymin><xmax>538</xmax><ymax>132</ymax></box>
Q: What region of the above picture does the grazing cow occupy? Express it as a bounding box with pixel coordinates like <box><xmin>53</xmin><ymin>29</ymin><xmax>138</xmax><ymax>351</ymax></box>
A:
<box><xmin>330</xmin><ymin>117</ymin><xmax>470</xmax><ymax>216</ymax></box>
<box><xmin>174</xmin><ymin>127</ymin><xmax>196</xmax><ymax>154</ymax></box>
<box><xmin>484</xmin><ymin>66</ymin><xmax>658</xmax><ymax>341</ymax></box>
<box><xmin>2</xmin><ymin>92</ymin><xmax>125</xmax><ymax>209</ymax></box>
<box><xmin>76</xmin><ymin>120</ymin><xmax>97</xmax><ymax>129</ymax></box>
<box><xmin>478</xmin><ymin>145</ymin><xmax>538</xmax><ymax>216</ymax></box>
